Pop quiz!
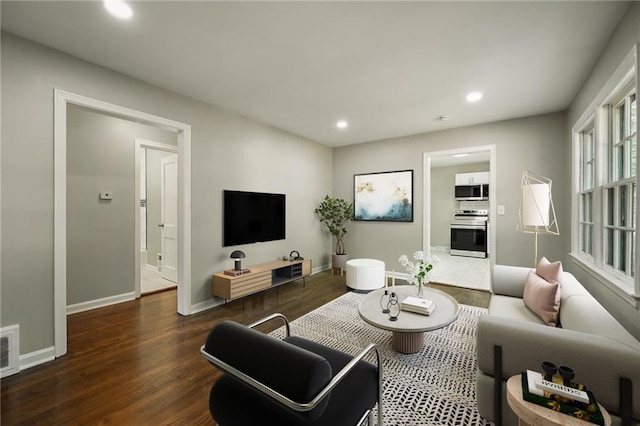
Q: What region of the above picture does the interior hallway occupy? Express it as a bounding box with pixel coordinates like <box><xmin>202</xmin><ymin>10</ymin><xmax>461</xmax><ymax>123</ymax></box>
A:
<box><xmin>141</xmin><ymin>267</ymin><xmax>176</xmax><ymax>294</ymax></box>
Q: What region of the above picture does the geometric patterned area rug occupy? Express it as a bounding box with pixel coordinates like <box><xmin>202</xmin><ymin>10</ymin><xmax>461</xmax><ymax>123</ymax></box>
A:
<box><xmin>271</xmin><ymin>291</ymin><xmax>493</xmax><ymax>426</ymax></box>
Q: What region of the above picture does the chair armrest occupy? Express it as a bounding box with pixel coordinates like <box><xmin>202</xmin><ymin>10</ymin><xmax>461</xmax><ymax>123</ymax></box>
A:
<box><xmin>492</xmin><ymin>265</ymin><xmax>530</xmax><ymax>297</ymax></box>
<box><xmin>301</xmin><ymin>342</ymin><xmax>382</xmax><ymax>412</ymax></box>
<box><xmin>247</xmin><ymin>312</ymin><xmax>291</xmax><ymax>337</ymax></box>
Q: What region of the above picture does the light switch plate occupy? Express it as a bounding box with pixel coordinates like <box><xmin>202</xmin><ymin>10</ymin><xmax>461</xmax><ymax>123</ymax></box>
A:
<box><xmin>498</xmin><ymin>205</ymin><xmax>505</xmax><ymax>215</ymax></box>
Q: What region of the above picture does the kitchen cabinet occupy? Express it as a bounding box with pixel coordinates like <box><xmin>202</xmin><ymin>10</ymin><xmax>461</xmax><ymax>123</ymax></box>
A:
<box><xmin>455</xmin><ymin>171</ymin><xmax>489</xmax><ymax>185</ymax></box>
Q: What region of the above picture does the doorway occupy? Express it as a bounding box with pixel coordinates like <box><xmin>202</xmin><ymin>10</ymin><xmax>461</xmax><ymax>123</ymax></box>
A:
<box><xmin>136</xmin><ymin>140</ymin><xmax>178</xmax><ymax>296</ymax></box>
<box><xmin>422</xmin><ymin>145</ymin><xmax>496</xmax><ymax>291</ymax></box>
<box><xmin>54</xmin><ymin>90</ymin><xmax>192</xmax><ymax>358</ymax></box>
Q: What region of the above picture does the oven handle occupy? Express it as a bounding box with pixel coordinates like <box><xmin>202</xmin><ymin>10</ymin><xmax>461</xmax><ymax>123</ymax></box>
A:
<box><xmin>451</xmin><ymin>223</ymin><xmax>486</xmax><ymax>230</ymax></box>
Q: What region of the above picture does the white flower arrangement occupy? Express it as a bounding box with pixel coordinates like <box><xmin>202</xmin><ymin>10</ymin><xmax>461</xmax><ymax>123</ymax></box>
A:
<box><xmin>398</xmin><ymin>251</ymin><xmax>439</xmax><ymax>286</ymax></box>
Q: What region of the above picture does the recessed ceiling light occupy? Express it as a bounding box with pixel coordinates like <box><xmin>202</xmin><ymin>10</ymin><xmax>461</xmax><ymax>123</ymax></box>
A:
<box><xmin>104</xmin><ymin>0</ymin><xmax>133</xmax><ymax>19</ymax></box>
<box><xmin>466</xmin><ymin>92</ymin><xmax>483</xmax><ymax>102</ymax></box>
<box><xmin>336</xmin><ymin>120</ymin><xmax>348</xmax><ymax>129</ymax></box>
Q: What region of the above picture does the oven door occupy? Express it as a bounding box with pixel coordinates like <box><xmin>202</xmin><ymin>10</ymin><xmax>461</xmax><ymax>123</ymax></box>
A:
<box><xmin>450</xmin><ymin>222</ymin><xmax>487</xmax><ymax>258</ymax></box>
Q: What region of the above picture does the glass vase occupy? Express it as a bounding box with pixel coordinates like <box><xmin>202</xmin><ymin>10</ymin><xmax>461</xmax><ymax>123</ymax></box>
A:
<box><xmin>416</xmin><ymin>278</ymin><xmax>424</xmax><ymax>298</ymax></box>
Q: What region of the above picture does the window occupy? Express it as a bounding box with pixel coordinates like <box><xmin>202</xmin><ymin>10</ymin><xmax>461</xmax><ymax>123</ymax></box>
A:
<box><xmin>578</xmin><ymin>122</ymin><xmax>595</xmax><ymax>256</ymax></box>
<box><xmin>572</xmin><ymin>46</ymin><xmax>638</xmax><ymax>301</ymax></box>
<box><xmin>604</xmin><ymin>88</ymin><xmax>636</xmax><ymax>278</ymax></box>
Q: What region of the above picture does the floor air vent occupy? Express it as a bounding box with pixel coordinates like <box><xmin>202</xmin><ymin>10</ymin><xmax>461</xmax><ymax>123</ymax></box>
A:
<box><xmin>1</xmin><ymin>325</ymin><xmax>20</xmax><ymax>378</ymax></box>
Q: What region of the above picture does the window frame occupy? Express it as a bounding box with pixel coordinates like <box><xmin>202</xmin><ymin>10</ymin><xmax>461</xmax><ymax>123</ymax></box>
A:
<box><xmin>578</xmin><ymin>121</ymin><xmax>595</xmax><ymax>258</ymax></box>
<box><xmin>571</xmin><ymin>45</ymin><xmax>639</xmax><ymax>305</ymax></box>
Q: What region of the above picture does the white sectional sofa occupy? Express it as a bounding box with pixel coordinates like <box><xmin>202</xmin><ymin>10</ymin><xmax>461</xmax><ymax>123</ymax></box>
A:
<box><xmin>476</xmin><ymin>264</ymin><xmax>640</xmax><ymax>426</ymax></box>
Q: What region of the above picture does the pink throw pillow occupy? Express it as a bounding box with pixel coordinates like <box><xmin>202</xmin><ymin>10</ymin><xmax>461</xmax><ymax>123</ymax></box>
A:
<box><xmin>523</xmin><ymin>270</ymin><xmax>561</xmax><ymax>326</ymax></box>
<box><xmin>536</xmin><ymin>257</ymin><xmax>563</xmax><ymax>284</ymax></box>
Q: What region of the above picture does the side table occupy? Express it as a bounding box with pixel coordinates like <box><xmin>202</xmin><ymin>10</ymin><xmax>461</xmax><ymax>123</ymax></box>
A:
<box><xmin>506</xmin><ymin>375</ymin><xmax>611</xmax><ymax>426</ymax></box>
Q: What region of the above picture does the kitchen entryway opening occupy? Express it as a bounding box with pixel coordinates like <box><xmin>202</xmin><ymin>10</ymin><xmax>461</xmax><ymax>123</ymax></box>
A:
<box><xmin>422</xmin><ymin>145</ymin><xmax>496</xmax><ymax>292</ymax></box>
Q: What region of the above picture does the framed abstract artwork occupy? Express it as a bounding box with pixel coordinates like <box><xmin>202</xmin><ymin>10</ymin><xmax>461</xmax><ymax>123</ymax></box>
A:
<box><xmin>353</xmin><ymin>170</ymin><xmax>413</xmax><ymax>222</ymax></box>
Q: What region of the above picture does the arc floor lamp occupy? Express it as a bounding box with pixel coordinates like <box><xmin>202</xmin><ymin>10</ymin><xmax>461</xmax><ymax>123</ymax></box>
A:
<box><xmin>517</xmin><ymin>171</ymin><xmax>559</xmax><ymax>266</ymax></box>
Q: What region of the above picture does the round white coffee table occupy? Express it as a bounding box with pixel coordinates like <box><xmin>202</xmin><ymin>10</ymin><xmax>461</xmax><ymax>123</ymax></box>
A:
<box><xmin>358</xmin><ymin>286</ymin><xmax>460</xmax><ymax>353</ymax></box>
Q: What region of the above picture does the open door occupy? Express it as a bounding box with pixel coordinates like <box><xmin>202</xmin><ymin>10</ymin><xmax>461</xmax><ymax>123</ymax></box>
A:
<box><xmin>160</xmin><ymin>154</ymin><xmax>178</xmax><ymax>283</ymax></box>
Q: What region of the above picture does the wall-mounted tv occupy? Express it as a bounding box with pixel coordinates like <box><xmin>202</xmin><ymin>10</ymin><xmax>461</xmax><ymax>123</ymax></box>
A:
<box><xmin>223</xmin><ymin>190</ymin><xmax>286</xmax><ymax>247</ymax></box>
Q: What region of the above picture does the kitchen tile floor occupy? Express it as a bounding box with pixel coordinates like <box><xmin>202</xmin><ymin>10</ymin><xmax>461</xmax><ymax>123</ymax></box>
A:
<box><xmin>430</xmin><ymin>248</ymin><xmax>491</xmax><ymax>292</ymax></box>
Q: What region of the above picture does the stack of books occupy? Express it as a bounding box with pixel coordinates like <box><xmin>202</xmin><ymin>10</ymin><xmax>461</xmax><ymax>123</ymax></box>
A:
<box><xmin>521</xmin><ymin>370</ymin><xmax>605</xmax><ymax>425</ymax></box>
<box><xmin>400</xmin><ymin>296</ymin><xmax>436</xmax><ymax>316</ymax></box>
<box><xmin>224</xmin><ymin>268</ymin><xmax>251</xmax><ymax>277</ymax></box>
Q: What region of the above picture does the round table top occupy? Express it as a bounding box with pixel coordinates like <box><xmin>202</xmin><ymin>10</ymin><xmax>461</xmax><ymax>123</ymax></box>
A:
<box><xmin>506</xmin><ymin>375</ymin><xmax>611</xmax><ymax>426</ymax></box>
<box><xmin>358</xmin><ymin>285</ymin><xmax>460</xmax><ymax>333</ymax></box>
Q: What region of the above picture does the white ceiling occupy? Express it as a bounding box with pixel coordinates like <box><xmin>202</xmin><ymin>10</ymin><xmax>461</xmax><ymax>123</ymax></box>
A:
<box><xmin>0</xmin><ymin>1</ymin><xmax>631</xmax><ymax>147</ymax></box>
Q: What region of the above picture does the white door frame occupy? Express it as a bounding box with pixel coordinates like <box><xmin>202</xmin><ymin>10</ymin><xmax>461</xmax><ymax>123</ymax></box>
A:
<box><xmin>134</xmin><ymin>139</ymin><xmax>178</xmax><ymax>297</ymax></box>
<box><xmin>54</xmin><ymin>90</ymin><xmax>192</xmax><ymax>358</ymax></box>
<box><xmin>422</xmin><ymin>145</ymin><xmax>497</xmax><ymax>283</ymax></box>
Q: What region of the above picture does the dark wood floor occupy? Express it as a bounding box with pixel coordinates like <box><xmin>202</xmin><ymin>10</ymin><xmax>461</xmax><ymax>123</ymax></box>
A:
<box><xmin>0</xmin><ymin>271</ymin><xmax>489</xmax><ymax>425</ymax></box>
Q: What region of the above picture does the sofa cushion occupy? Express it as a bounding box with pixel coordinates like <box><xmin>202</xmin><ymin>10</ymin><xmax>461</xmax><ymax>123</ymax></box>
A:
<box><xmin>536</xmin><ymin>257</ymin><xmax>563</xmax><ymax>283</ymax></box>
<box><xmin>523</xmin><ymin>270</ymin><xmax>561</xmax><ymax>326</ymax></box>
<box><xmin>560</xmin><ymin>295</ymin><xmax>640</xmax><ymax>351</ymax></box>
<box><xmin>488</xmin><ymin>294</ymin><xmax>546</xmax><ymax>325</ymax></box>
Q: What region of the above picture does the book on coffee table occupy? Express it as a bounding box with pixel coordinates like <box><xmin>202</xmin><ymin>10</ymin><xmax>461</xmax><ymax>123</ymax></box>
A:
<box><xmin>521</xmin><ymin>370</ymin><xmax>604</xmax><ymax>425</ymax></box>
<box><xmin>401</xmin><ymin>296</ymin><xmax>436</xmax><ymax>315</ymax></box>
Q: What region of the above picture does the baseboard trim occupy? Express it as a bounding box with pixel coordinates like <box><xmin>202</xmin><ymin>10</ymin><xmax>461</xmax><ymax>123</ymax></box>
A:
<box><xmin>67</xmin><ymin>292</ymin><xmax>136</xmax><ymax>315</ymax></box>
<box><xmin>190</xmin><ymin>298</ymin><xmax>223</xmax><ymax>315</ymax></box>
<box><xmin>20</xmin><ymin>346</ymin><xmax>56</xmax><ymax>371</ymax></box>
<box><xmin>314</xmin><ymin>264</ymin><xmax>331</xmax><ymax>274</ymax></box>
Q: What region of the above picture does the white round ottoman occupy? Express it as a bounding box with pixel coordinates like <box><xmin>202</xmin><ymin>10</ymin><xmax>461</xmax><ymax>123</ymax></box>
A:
<box><xmin>346</xmin><ymin>259</ymin><xmax>386</xmax><ymax>291</ymax></box>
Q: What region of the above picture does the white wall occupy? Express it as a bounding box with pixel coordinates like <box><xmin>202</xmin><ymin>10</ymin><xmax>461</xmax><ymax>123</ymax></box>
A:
<box><xmin>332</xmin><ymin>112</ymin><xmax>567</xmax><ymax>273</ymax></box>
<box><xmin>1</xmin><ymin>33</ymin><xmax>333</xmax><ymax>356</ymax></box>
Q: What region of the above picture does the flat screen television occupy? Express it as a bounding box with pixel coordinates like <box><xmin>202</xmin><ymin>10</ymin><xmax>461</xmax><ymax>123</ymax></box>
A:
<box><xmin>223</xmin><ymin>190</ymin><xmax>286</xmax><ymax>247</ymax></box>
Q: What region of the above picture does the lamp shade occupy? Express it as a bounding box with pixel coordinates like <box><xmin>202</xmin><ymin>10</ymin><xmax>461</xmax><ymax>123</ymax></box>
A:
<box><xmin>522</xmin><ymin>183</ymin><xmax>550</xmax><ymax>227</ymax></box>
<box><xmin>230</xmin><ymin>250</ymin><xmax>245</xmax><ymax>259</ymax></box>
<box><xmin>517</xmin><ymin>171</ymin><xmax>559</xmax><ymax>267</ymax></box>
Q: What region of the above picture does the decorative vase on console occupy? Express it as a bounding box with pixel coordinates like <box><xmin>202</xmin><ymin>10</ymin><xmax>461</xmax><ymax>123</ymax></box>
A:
<box><xmin>399</xmin><ymin>250</ymin><xmax>439</xmax><ymax>298</ymax></box>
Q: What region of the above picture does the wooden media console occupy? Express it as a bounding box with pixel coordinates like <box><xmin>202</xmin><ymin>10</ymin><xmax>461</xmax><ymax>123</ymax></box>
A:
<box><xmin>212</xmin><ymin>259</ymin><xmax>312</xmax><ymax>301</ymax></box>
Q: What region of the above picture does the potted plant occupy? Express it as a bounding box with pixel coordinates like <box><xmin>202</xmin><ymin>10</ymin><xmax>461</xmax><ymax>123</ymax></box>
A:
<box><xmin>315</xmin><ymin>195</ymin><xmax>353</xmax><ymax>271</ymax></box>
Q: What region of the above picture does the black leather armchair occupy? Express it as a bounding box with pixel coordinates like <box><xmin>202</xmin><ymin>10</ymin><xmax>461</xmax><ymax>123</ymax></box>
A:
<box><xmin>200</xmin><ymin>313</ymin><xmax>383</xmax><ymax>426</ymax></box>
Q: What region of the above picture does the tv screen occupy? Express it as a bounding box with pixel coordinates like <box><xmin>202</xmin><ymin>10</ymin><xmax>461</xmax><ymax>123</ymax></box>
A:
<box><xmin>223</xmin><ymin>190</ymin><xmax>286</xmax><ymax>247</ymax></box>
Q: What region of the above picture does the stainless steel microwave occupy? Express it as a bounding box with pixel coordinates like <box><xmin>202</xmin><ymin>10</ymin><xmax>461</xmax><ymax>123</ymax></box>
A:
<box><xmin>455</xmin><ymin>184</ymin><xmax>489</xmax><ymax>200</ymax></box>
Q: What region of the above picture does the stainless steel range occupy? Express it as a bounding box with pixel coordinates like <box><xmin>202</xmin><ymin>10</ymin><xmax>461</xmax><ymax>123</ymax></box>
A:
<box><xmin>450</xmin><ymin>209</ymin><xmax>488</xmax><ymax>258</ymax></box>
